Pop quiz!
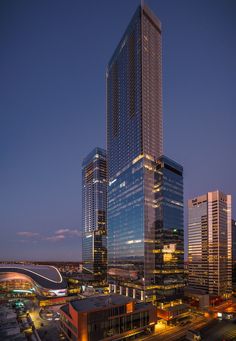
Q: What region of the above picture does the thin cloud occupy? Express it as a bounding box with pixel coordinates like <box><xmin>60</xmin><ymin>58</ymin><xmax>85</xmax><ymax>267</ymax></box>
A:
<box><xmin>17</xmin><ymin>231</ymin><xmax>40</xmax><ymax>238</ymax></box>
<box><xmin>55</xmin><ymin>228</ymin><xmax>71</xmax><ymax>234</ymax></box>
<box><xmin>55</xmin><ymin>228</ymin><xmax>81</xmax><ymax>237</ymax></box>
<box><xmin>46</xmin><ymin>234</ymin><xmax>65</xmax><ymax>242</ymax></box>
<box><xmin>16</xmin><ymin>228</ymin><xmax>81</xmax><ymax>243</ymax></box>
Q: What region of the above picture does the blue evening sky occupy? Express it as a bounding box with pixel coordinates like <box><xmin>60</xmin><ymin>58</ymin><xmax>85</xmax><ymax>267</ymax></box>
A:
<box><xmin>0</xmin><ymin>0</ymin><xmax>235</xmax><ymax>261</ymax></box>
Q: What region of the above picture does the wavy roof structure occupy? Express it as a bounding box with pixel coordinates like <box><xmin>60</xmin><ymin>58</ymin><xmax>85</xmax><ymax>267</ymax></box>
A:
<box><xmin>0</xmin><ymin>264</ymin><xmax>67</xmax><ymax>290</ymax></box>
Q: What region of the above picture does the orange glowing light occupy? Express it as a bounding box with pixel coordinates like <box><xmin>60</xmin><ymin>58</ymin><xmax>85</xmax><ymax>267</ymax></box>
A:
<box><xmin>126</xmin><ymin>302</ymin><xmax>133</xmax><ymax>313</ymax></box>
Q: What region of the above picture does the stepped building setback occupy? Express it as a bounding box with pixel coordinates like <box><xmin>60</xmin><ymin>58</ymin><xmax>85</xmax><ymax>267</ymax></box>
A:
<box><xmin>107</xmin><ymin>4</ymin><xmax>184</xmax><ymax>302</ymax></box>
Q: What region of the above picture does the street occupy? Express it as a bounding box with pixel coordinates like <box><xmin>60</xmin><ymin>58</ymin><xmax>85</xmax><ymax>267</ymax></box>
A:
<box><xmin>198</xmin><ymin>319</ymin><xmax>236</xmax><ymax>341</ymax></box>
<box><xmin>141</xmin><ymin>314</ymin><xmax>213</xmax><ymax>341</ymax></box>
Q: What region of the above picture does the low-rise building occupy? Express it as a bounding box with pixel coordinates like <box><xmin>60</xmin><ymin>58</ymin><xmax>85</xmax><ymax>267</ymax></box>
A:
<box><xmin>156</xmin><ymin>299</ymin><xmax>190</xmax><ymax>324</ymax></box>
<box><xmin>60</xmin><ymin>294</ymin><xmax>157</xmax><ymax>341</ymax></box>
<box><xmin>184</xmin><ymin>287</ymin><xmax>210</xmax><ymax>309</ymax></box>
<box><xmin>0</xmin><ymin>305</ymin><xmax>27</xmax><ymax>340</ymax></box>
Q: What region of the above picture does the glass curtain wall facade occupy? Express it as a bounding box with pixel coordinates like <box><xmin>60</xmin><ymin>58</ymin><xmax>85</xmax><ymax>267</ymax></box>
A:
<box><xmin>107</xmin><ymin>4</ymin><xmax>163</xmax><ymax>180</ymax></box>
<box><xmin>107</xmin><ymin>5</ymin><xmax>160</xmax><ymax>302</ymax></box>
<box><xmin>107</xmin><ymin>156</ymin><xmax>184</xmax><ymax>302</ymax></box>
<box><xmin>82</xmin><ymin>148</ymin><xmax>107</xmax><ymax>282</ymax></box>
<box><xmin>107</xmin><ymin>4</ymin><xmax>184</xmax><ymax>302</ymax></box>
<box><xmin>107</xmin><ymin>4</ymin><xmax>185</xmax><ymax>302</ymax></box>
<box><xmin>188</xmin><ymin>191</ymin><xmax>232</xmax><ymax>297</ymax></box>
<box><xmin>153</xmin><ymin>157</ymin><xmax>184</xmax><ymax>300</ymax></box>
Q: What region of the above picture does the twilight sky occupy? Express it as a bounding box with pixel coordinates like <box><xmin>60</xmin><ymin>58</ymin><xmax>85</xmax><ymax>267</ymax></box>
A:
<box><xmin>0</xmin><ymin>0</ymin><xmax>235</xmax><ymax>261</ymax></box>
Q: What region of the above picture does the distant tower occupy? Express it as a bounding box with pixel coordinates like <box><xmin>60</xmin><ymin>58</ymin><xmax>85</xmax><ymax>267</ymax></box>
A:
<box><xmin>232</xmin><ymin>219</ymin><xmax>236</xmax><ymax>290</ymax></box>
<box><xmin>82</xmin><ymin>148</ymin><xmax>107</xmax><ymax>282</ymax></box>
<box><xmin>188</xmin><ymin>191</ymin><xmax>232</xmax><ymax>297</ymax></box>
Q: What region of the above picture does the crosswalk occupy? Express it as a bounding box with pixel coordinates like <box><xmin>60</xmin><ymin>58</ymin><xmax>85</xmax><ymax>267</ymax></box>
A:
<box><xmin>219</xmin><ymin>329</ymin><xmax>236</xmax><ymax>341</ymax></box>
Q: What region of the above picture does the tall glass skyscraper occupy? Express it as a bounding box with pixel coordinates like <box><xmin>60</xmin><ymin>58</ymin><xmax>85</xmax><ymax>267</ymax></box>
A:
<box><xmin>107</xmin><ymin>5</ymin><xmax>163</xmax><ymax>178</ymax></box>
<box><xmin>107</xmin><ymin>4</ymin><xmax>184</xmax><ymax>302</ymax></box>
<box><xmin>82</xmin><ymin>148</ymin><xmax>107</xmax><ymax>282</ymax></box>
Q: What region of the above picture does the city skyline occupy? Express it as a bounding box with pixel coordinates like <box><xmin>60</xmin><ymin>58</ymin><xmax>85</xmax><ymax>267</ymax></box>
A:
<box><xmin>0</xmin><ymin>0</ymin><xmax>235</xmax><ymax>261</ymax></box>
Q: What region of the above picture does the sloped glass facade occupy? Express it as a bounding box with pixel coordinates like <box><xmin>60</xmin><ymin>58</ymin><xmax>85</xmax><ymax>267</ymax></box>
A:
<box><xmin>107</xmin><ymin>5</ymin><xmax>163</xmax><ymax>180</ymax></box>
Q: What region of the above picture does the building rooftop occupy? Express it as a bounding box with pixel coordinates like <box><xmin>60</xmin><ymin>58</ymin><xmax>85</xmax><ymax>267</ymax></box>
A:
<box><xmin>164</xmin><ymin>303</ymin><xmax>189</xmax><ymax>312</ymax></box>
<box><xmin>107</xmin><ymin>4</ymin><xmax>161</xmax><ymax>70</ymax></box>
<box><xmin>0</xmin><ymin>264</ymin><xmax>61</xmax><ymax>282</ymax></box>
<box><xmin>69</xmin><ymin>294</ymin><xmax>133</xmax><ymax>313</ymax></box>
<box><xmin>184</xmin><ymin>287</ymin><xmax>208</xmax><ymax>296</ymax></box>
<box><xmin>82</xmin><ymin>147</ymin><xmax>106</xmax><ymax>167</ymax></box>
<box><xmin>0</xmin><ymin>304</ymin><xmax>27</xmax><ymax>341</ymax></box>
<box><xmin>0</xmin><ymin>263</ymin><xmax>67</xmax><ymax>290</ymax></box>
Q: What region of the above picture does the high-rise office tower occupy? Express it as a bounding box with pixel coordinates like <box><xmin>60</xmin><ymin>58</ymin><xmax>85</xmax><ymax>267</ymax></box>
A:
<box><xmin>232</xmin><ymin>219</ymin><xmax>236</xmax><ymax>289</ymax></box>
<box><xmin>107</xmin><ymin>4</ymin><xmax>163</xmax><ymax>178</ymax></box>
<box><xmin>82</xmin><ymin>148</ymin><xmax>107</xmax><ymax>282</ymax></box>
<box><xmin>150</xmin><ymin>157</ymin><xmax>184</xmax><ymax>300</ymax></box>
<box><xmin>188</xmin><ymin>191</ymin><xmax>232</xmax><ymax>297</ymax></box>
<box><xmin>107</xmin><ymin>4</ymin><xmax>184</xmax><ymax>302</ymax></box>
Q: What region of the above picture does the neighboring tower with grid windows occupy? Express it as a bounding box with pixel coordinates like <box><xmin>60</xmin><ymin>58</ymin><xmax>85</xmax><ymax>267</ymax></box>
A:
<box><xmin>82</xmin><ymin>148</ymin><xmax>107</xmax><ymax>282</ymax></box>
<box><xmin>188</xmin><ymin>191</ymin><xmax>232</xmax><ymax>297</ymax></box>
